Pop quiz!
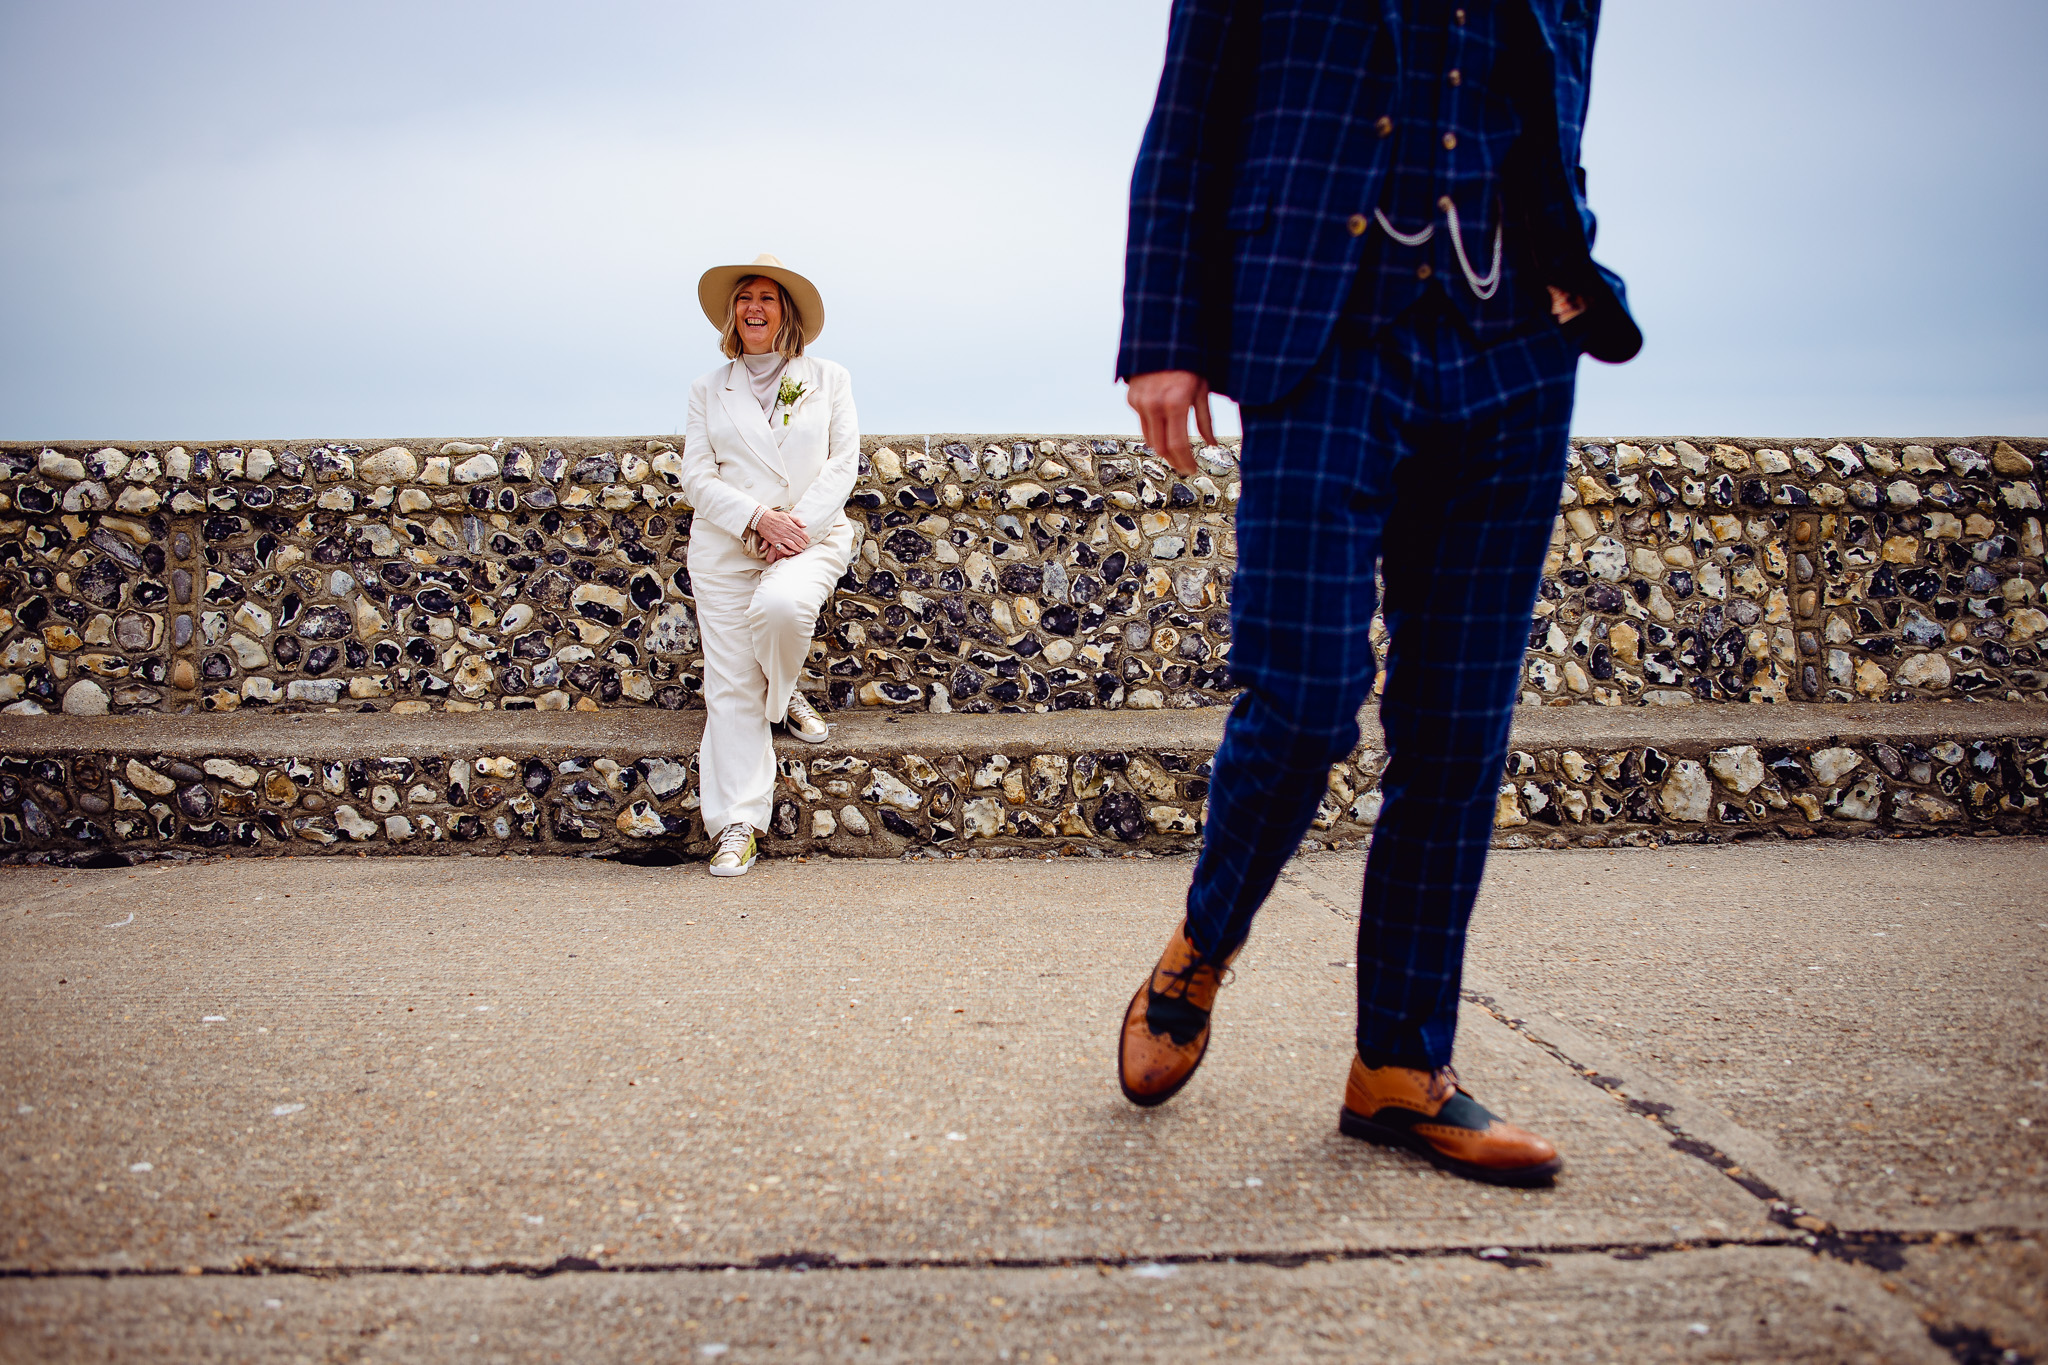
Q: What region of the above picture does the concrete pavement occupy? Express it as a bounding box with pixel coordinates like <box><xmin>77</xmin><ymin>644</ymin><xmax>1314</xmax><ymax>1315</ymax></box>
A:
<box><xmin>2</xmin><ymin>840</ymin><xmax>2043</xmax><ymax>1361</ymax></box>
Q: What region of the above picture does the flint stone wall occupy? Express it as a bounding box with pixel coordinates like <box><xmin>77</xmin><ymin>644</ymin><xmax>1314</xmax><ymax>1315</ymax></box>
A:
<box><xmin>2</xmin><ymin>715</ymin><xmax>2042</xmax><ymax>862</ymax></box>
<box><xmin>0</xmin><ymin>436</ymin><xmax>2043</xmax><ymax>721</ymax></box>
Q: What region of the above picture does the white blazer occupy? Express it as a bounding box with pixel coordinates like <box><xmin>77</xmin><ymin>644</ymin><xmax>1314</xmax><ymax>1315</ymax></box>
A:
<box><xmin>679</xmin><ymin>353</ymin><xmax>860</xmax><ymax>546</ymax></box>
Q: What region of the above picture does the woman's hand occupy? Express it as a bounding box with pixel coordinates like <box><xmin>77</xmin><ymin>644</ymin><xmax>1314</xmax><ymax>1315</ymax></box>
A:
<box><xmin>754</xmin><ymin>508</ymin><xmax>809</xmax><ymax>557</ymax></box>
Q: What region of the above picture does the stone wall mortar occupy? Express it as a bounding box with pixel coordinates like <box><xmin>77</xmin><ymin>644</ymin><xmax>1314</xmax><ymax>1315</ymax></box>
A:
<box><xmin>0</xmin><ymin>436</ymin><xmax>2041</xmax><ymax>719</ymax></box>
<box><xmin>2</xmin><ymin>726</ymin><xmax>2040</xmax><ymax>865</ymax></box>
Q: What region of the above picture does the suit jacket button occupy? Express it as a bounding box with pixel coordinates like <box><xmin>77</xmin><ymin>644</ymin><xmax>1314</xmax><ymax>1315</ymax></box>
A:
<box><xmin>1347</xmin><ymin>213</ymin><xmax>1369</xmax><ymax>237</ymax></box>
<box><xmin>1416</xmin><ymin>264</ymin><xmax>1433</xmax><ymax>280</ymax></box>
<box><xmin>1374</xmin><ymin>116</ymin><xmax>1395</xmax><ymax>138</ymax></box>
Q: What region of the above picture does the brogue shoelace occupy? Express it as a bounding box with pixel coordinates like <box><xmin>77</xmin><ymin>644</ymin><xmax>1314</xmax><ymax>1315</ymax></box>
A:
<box><xmin>1156</xmin><ymin>955</ymin><xmax>1233</xmax><ymax>1002</ymax></box>
<box><xmin>787</xmin><ymin>694</ymin><xmax>825</xmax><ymax>729</ymax></box>
<box><xmin>714</xmin><ymin>824</ymin><xmax>753</xmax><ymax>860</ymax></box>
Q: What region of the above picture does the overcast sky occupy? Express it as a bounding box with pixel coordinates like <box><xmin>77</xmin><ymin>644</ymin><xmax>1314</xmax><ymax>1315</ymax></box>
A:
<box><xmin>3</xmin><ymin>1</ymin><xmax>2043</xmax><ymax>441</ymax></box>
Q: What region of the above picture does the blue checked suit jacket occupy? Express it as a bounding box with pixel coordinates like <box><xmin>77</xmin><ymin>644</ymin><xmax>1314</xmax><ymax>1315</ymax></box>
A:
<box><xmin>1117</xmin><ymin>0</ymin><xmax>1642</xmax><ymax>406</ymax></box>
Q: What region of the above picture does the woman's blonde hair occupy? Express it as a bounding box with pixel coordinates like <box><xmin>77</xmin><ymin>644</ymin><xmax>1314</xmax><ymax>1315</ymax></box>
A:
<box><xmin>718</xmin><ymin>276</ymin><xmax>806</xmax><ymax>360</ymax></box>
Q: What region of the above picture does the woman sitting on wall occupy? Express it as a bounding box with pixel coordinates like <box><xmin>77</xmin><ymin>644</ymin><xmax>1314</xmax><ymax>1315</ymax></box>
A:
<box><xmin>680</xmin><ymin>253</ymin><xmax>859</xmax><ymax>877</ymax></box>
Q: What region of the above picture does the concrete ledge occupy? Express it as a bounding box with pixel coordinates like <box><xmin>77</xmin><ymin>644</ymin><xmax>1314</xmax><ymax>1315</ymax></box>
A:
<box><xmin>1</xmin><ymin>703</ymin><xmax>2042</xmax><ymax>864</ymax></box>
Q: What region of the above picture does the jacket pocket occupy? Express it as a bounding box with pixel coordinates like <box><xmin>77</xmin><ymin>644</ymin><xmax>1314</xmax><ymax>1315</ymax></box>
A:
<box><xmin>1224</xmin><ymin>179</ymin><xmax>1270</xmax><ymax>234</ymax></box>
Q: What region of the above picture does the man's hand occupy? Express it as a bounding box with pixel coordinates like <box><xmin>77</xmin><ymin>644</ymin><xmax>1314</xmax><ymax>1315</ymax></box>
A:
<box><xmin>1126</xmin><ymin>370</ymin><xmax>1217</xmax><ymax>476</ymax></box>
<box><xmin>754</xmin><ymin>509</ymin><xmax>808</xmax><ymax>560</ymax></box>
<box><xmin>1547</xmin><ymin>286</ymin><xmax>1586</xmax><ymax>324</ymax></box>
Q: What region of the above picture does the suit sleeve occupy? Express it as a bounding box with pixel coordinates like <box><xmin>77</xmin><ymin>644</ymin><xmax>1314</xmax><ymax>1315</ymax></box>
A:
<box><xmin>788</xmin><ymin>365</ymin><xmax>860</xmax><ymax>543</ymax></box>
<box><xmin>1116</xmin><ymin>0</ymin><xmax>1252</xmax><ymax>387</ymax></box>
<box><xmin>679</xmin><ymin>375</ymin><xmax>765</xmax><ymax>540</ymax></box>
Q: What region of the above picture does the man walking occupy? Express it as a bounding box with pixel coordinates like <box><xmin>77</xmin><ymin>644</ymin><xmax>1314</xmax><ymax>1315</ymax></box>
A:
<box><xmin>1116</xmin><ymin>0</ymin><xmax>1640</xmax><ymax>1186</ymax></box>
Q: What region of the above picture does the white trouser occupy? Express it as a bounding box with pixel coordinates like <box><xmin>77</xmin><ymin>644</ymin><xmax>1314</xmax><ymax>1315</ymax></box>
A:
<box><xmin>688</xmin><ymin>516</ymin><xmax>855</xmax><ymax>835</ymax></box>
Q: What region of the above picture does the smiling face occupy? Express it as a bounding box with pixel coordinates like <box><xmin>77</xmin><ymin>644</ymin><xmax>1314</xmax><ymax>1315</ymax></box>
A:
<box><xmin>730</xmin><ymin>277</ymin><xmax>786</xmax><ymax>356</ymax></box>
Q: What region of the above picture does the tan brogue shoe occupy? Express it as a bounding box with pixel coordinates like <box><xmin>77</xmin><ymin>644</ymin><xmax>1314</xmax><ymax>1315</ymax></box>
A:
<box><xmin>1338</xmin><ymin>1056</ymin><xmax>1562</xmax><ymax>1186</ymax></box>
<box><xmin>1118</xmin><ymin>920</ymin><xmax>1238</xmax><ymax>1107</ymax></box>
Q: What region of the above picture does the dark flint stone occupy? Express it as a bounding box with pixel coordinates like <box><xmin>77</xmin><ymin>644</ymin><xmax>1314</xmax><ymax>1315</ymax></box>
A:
<box><xmin>406</xmin><ymin>637</ymin><xmax>436</xmax><ymax>665</ymax></box>
<box><xmin>297</xmin><ymin>605</ymin><xmax>351</xmax><ymax>639</ymax></box>
<box><xmin>304</xmin><ymin>644</ymin><xmax>340</xmax><ymax>674</ymax></box>
<box><xmin>128</xmin><ymin>579</ymin><xmax>168</xmax><ymax>607</ymax></box>
<box><xmin>879</xmin><ymin>809</ymin><xmax>919</xmax><ymax>839</ymax></box>
<box><xmin>572</xmin><ymin>453</ymin><xmax>619</xmax><ymax>484</ymax></box>
<box><xmin>568</xmin><ymin>780</ymin><xmax>615</xmax><ymax>812</ymax></box>
<box><xmin>371</xmin><ymin>640</ymin><xmax>398</xmax><ymax>666</ymax></box>
<box><xmin>182</xmin><ymin>821</ymin><xmax>232</xmax><ymax>848</ymax></box>
<box><xmin>16</xmin><ymin>485</ymin><xmax>55</xmax><ymax>513</ymax></box>
<box><xmin>1895</xmin><ymin>567</ymin><xmax>1937</xmax><ymax>600</ymax></box>
<box><xmin>380</xmin><ymin>562</ymin><xmax>413</xmax><ymax>587</ymax></box>
<box><xmin>566</xmin><ymin>663</ymin><xmax>601</xmax><ymax>693</ymax></box>
<box><xmin>772</xmin><ymin>800</ymin><xmax>800</xmax><ymax>837</ymax></box>
<box><xmin>76</xmin><ymin>560</ymin><xmax>126</xmax><ymax>608</ymax></box>
<box><xmin>1093</xmin><ymin>792</ymin><xmax>1147</xmax><ymax>842</ymax></box>
<box><xmin>525</xmin><ymin>487</ymin><xmax>558</xmax><ymax>509</ymax></box>
<box><xmin>231</xmin><ymin>821</ymin><xmax>261</xmax><ymax>847</ymax></box>
<box><xmin>258</xmin><ymin>810</ymin><xmax>290</xmax><ymax>841</ymax></box>
<box><xmin>203</xmin><ymin>515</ymin><xmax>245</xmax><ymax>542</ymax></box>
<box><xmin>89</xmin><ymin>528</ymin><xmax>143</xmax><ymax>569</ymax></box>
<box><xmin>416</xmin><ymin>587</ymin><xmax>457</xmax><ymax>616</ymax></box>
<box><xmin>278</xmin><ymin>594</ymin><xmax>302</xmax><ymax>626</ymax></box>
<box><xmin>998</xmin><ymin>564</ymin><xmax>1043</xmax><ymax>595</ymax></box>
<box><xmin>656</xmin><ymin>685</ymin><xmax>690</xmax><ymax>710</ymax></box>
<box><xmin>530</xmin><ymin>570</ymin><xmax>574</xmax><ymax>607</ymax></box>
<box><xmin>19</xmin><ymin>797</ymin><xmax>53</xmax><ymax>839</ymax></box>
<box><xmin>312</xmin><ymin>535</ymin><xmax>349</xmax><ymax>565</ymax></box>
<box><xmin>522</xmin><ymin>759</ymin><xmax>553</xmax><ymax>795</ymax></box>
<box><xmin>882</xmin><ymin>529</ymin><xmax>932</xmax><ymax>562</ymax></box>
<box><xmin>198</xmin><ymin>652</ymin><xmax>232</xmax><ymax>682</ymax></box>
<box><xmin>344</xmin><ymin>640</ymin><xmax>368</xmax><ymax>668</ymax></box>
<box><xmin>499</xmin><ymin>665</ymin><xmax>528</xmax><ymax>694</ymax></box>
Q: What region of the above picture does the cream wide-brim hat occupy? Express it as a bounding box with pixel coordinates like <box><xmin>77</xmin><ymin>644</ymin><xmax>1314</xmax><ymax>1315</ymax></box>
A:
<box><xmin>696</xmin><ymin>253</ymin><xmax>826</xmax><ymax>345</ymax></box>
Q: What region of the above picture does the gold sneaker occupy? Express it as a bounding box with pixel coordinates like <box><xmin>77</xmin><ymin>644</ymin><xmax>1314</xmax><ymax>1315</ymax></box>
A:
<box><xmin>784</xmin><ymin>692</ymin><xmax>832</xmax><ymax>744</ymax></box>
<box><xmin>707</xmin><ymin>823</ymin><xmax>758</xmax><ymax>877</ymax></box>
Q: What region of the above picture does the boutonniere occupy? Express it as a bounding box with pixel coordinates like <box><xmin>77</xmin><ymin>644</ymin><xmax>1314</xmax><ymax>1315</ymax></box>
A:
<box><xmin>774</xmin><ymin>376</ymin><xmax>809</xmax><ymax>427</ymax></box>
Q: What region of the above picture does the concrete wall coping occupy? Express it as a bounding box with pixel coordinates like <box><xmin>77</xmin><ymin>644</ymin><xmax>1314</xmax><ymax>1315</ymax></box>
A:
<box><xmin>3</xmin><ymin>699</ymin><xmax>2039</xmax><ymax>762</ymax></box>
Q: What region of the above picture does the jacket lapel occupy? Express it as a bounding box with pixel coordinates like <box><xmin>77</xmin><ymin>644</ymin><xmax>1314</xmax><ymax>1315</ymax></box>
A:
<box><xmin>717</xmin><ymin>359</ymin><xmax>788</xmax><ymax>481</ymax></box>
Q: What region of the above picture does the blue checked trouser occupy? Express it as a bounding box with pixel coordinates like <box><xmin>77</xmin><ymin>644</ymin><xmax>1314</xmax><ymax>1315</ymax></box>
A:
<box><xmin>1186</xmin><ymin>304</ymin><xmax>1579</xmax><ymax>1071</ymax></box>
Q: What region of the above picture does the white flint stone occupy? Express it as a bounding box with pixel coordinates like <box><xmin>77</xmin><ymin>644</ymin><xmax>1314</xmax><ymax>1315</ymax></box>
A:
<box><xmin>1896</xmin><ymin>653</ymin><xmax>1952</xmax><ymax>689</ymax></box>
<box><xmin>1708</xmin><ymin>745</ymin><xmax>1765</xmax><ymax>794</ymax></box>
<box><xmin>203</xmin><ymin>759</ymin><xmax>261</xmax><ymax>788</ymax></box>
<box><xmin>453</xmin><ymin>453</ymin><xmax>500</xmax><ymax>483</ymax></box>
<box><xmin>837</xmin><ymin>805</ymin><xmax>872</xmax><ymax>836</ymax></box>
<box><xmin>60</xmin><ymin>678</ymin><xmax>110</xmax><ymax>715</ymax></box>
<box><xmin>86</xmin><ymin>448</ymin><xmax>130</xmax><ymax>480</ymax></box>
<box><xmin>359</xmin><ymin>447</ymin><xmax>419</xmax><ymax>483</ymax></box>
<box><xmin>1811</xmin><ymin>746</ymin><xmax>1862</xmax><ymax>784</ymax></box>
<box><xmin>961</xmin><ymin>797</ymin><xmax>1004</xmax><ymax>838</ymax></box>
<box><xmin>1659</xmin><ymin>760</ymin><xmax>1712</xmax><ymax>822</ymax></box>
<box><xmin>862</xmin><ymin>770</ymin><xmax>922</xmax><ymax>811</ymax></box>
<box><xmin>616</xmin><ymin>802</ymin><xmax>665</xmax><ymax>838</ymax></box>
<box><xmin>39</xmin><ymin>450</ymin><xmax>87</xmax><ymax>480</ymax></box>
<box><xmin>334</xmin><ymin>805</ymin><xmax>378</xmax><ymax>840</ymax></box>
